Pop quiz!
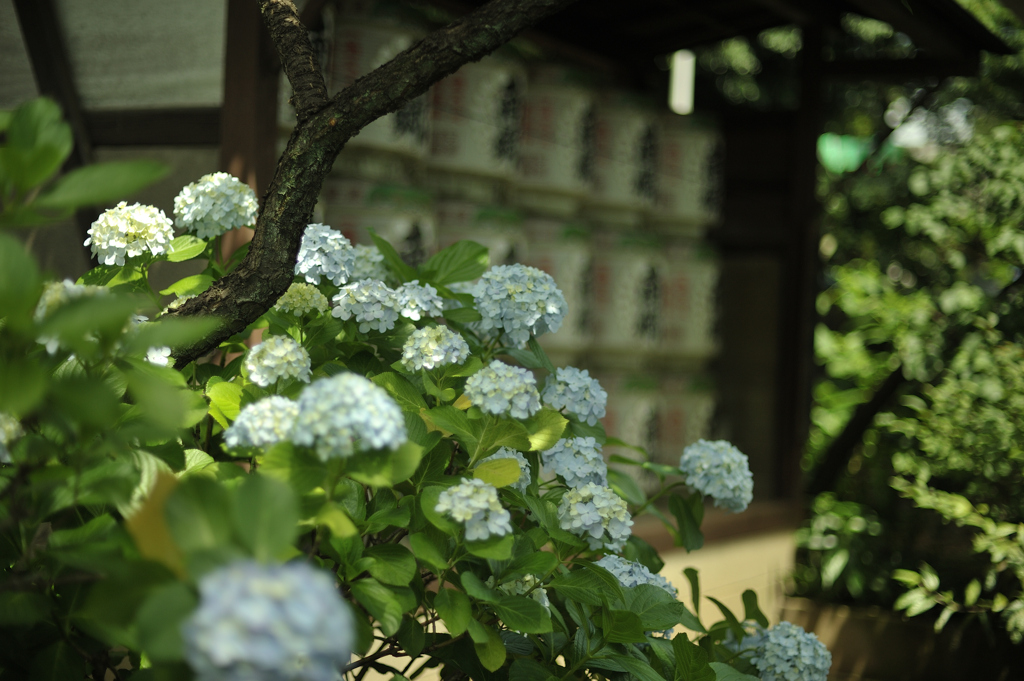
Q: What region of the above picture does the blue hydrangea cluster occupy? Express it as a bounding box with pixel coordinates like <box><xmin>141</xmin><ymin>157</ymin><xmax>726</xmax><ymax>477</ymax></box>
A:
<box><xmin>472</xmin><ymin>264</ymin><xmax>568</xmax><ymax>347</ymax></box>
<box><xmin>435</xmin><ymin>478</ymin><xmax>512</xmax><ymax>541</ymax></box>
<box><xmin>223</xmin><ymin>396</ymin><xmax>299</xmax><ymax>450</ymax></box>
<box><xmin>595</xmin><ymin>555</ymin><xmax>677</xmax><ymax>597</ymax></box>
<box><xmin>678</xmin><ymin>439</ymin><xmax>754</xmax><ymax>513</ymax></box>
<box><xmin>295</xmin><ymin>224</ymin><xmax>354</xmax><ymax>286</ymax></box>
<box><xmin>245</xmin><ymin>336</ymin><xmax>312</xmax><ymax>387</ymax></box>
<box><xmin>395</xmin><ymin>280</ymin><xmax>444</xmax><ymax>320</ymax></box>
<box><xmin>484</xmin><ymin>447</ymin><xmax>531</xmax><ymax>493</ymax></box>
<box><xmin>173</xmin><ymin>172</ymin><xmax>258</xmax><ymax>239</ymax></box>
<box><xmin>400</xmin><ymin>325</ymin><xmax>471</xmax><ymax>372</ymax></box>
<box><xmin>557</xmin><ymin>482</ymin><xmax>633</xmax><ymax>551</ymax></box>
<box><xmin>331</xmin><ymin>279</ymin><xmax>400</xmax><ymax>333</ymax></box>
<box><xmin>747</xmin><ymin>622</ymin><xmax>832</xmax><ymax>681</ymax></box>
<box><xmin>350</xmin><ymin>244</ymin><xmax>389</xmax><ymax>282</ymax></box>
<box><xmin>542</xmin><ymin>437</ymin><xmax>607</xmax><ymax>488</ymax></box>
<box><xmin>85</xmin><ymin>202</ymin><xmax>174</xmax><ymax>266</ymax></box>
<box><xmin>541</xmin><ymin>367</ymin><xmax>607</xmax><ymax>426</ymax></box>
<box><xmin>464</xmin><ymin>360</ymin><xmax>541</xmax><ymax>419</ymax></box>
<box><xmin>274</xmin><ymin>283</ymin><xmax>329</xmax><ymax>317</ymax></box>
<box><xmin>182</xmin><ymin>560</ymin><xmax>353</xmax><ymax>681</ymax></box>
<box><xmin>292</xmin><ymin>373</ymin><xmax>406</xmax><ymax>460</ymax></box>
<box><xmin>0</xmin><ymin>413</ymin><xmax>24</xmax><ymax>464</ymax></box>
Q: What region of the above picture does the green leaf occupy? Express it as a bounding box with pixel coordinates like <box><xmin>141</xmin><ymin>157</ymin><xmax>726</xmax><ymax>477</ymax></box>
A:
<box><xmin>494</xmin><ymin>595</ymin><xmax>553</xmax><ymax>633</ymax></box>
<box><xmin>232</xmin><ymin>475</ymin><xmax>299</xmax><ymax>561</ymax></box>
<box><xmin>258</xmin><ymin>442</ymin><xmax>326</xmax><ymax>495</ymax></box>
<box><xmin>408</xmin><ymin>531</ymin><xmax>448</xmax><ymax>571</ymax></box>
<box><xmin>523</xmin><ymin>408</ymin><xmax>568</xmax><ymax>451</ymax></box>
<box><xmin>165</xmin><ymin>234</ymin><xmax>207</xmax><ymax>262</ymax></box>
<box><xmin>669</xmin><ymin>493</ymin><xmax>705</xmax><ymax>551</ymax></box>
<box><xmin>466</xmin><ymin>533</ymin><xmax>514</xmax><ymax>560</ymax></box>
<box><xmin>892</xmin><ymin>569</ymin><xmax>922</xmax><ymax>588</ymax></box>
<box><xmin>608</xmin><ymin>469</ymin><xmax>646</xmax><ymax>506</ymax></box>
<box><xmin>527</xmin><ymin>336</ymin><xmax>557</xmax><ymax>374</ymax></box>
<box><xmin>473</xmin><ymin>417</ymin><xmax>530</xmax><ymax>462</ymax></box>
<box><xmin>371</xmin><ymin>372</ymin><xmax>427</xmax><ymax>412</ymax></box>
<box><xmin>460</xmin><ymin>571</ymin><xmax>499</xmax><ymax>603</ymax></box>
<box><xmin>434</xmin><ymin>588</ymin><xmax>472</xmax><ymax>636</ymax></box>
<box><xmin>364</xmin><ymin>544</ymin><xmax>417</xmax><ymax>586</ymax></box>
<box><xmin>35</xmin><ymin>160</ymin><xmax>168</xmax><ymax>209</ymax></box>
<box><xmin>709</xmin><ymin>662</ymin><xmax>760</xmax><ymax>681</ymax></box>
<box><xmin>603</xmin><ymin>653</ymin><xmax>666</xmax><ymax>681</ymax></box>
<box><xmin>443</xmin><ymin>306</ymin><xmax>483</xmax><ymax>323</ymax></box>
<box><xmin>207</xmin><ymin>380</ymin><xmax>245</xmax><ymax>429</ymax></box>
<box><xmin>672</xmin><ymin>637</ymin><xmax>715</xmax><ymax>681</ymax></box>
<box><xmin>683</xmin><ymin>568</ymin><xmax>700</xmax><ymax>617</ymax></box>
<box><xmin>164</xmin><ymin>477</ymin><xmax>233</xmax><ymax>554</ymax></box>
<box><xmin>350</xmin><ymin>578</ymin><xmax>405</xmax><ymax>637</ymax></box>
<box><xmin>425</xmin><ymin>405</ymin><xmax>478</xmax><ymax>450</ymax></box>
<box><xmin>0</xmin><ymin>234</ymin><xmax>41</xmax><ymax>329</ymax></box>
<box><xmin>474</xmin><ymin>457</ymin><xmax>522</xmax><ymax>488</ymax></box>
<box><xmin>0</xmin><ymin>592</ymin><xmax>51</xmax><ymax>626</ymax></box>
<box><xmin>345</xmin><ymin>441</ymin><xmax>423</xmax><ymax>487</ymax></box>
<box><xmin>707</xmin><ymin>597</ymin><xmax>746</xmax><ymax>642</ymax></box>
<box><xmin>510</xmin><ymin>659</ymin><xmax>559</xmax><ymax>681</ymax></box>
<box><xmin>30</xmin><ymin>641</ymin><xmax>87</xmax><ymax>681</ymax></box>
<box><xmin>567</xmin><ymin>418</ymin><xmax>607</xmax><ymax>443</ymax></box>
<box><xmin>368</xmin><ymin>228</ymin><xmax>417</xmax><ymax>282</ymax></box>
<box><xmin>549</xmin><ymin>566</ymin><xmax>623</xmax><ymax>606</ymax></box>
<box><xmin>422</xmin><ymin>240</ymin><xmax>490</xmax><ymax>284</ymax></box>
<box><xmin>420</xmin><ymin>486</ymin><xmax>459</xmax><ymax>535</ymax></box>
<box><xmin>314</xmin><ymin>501</ymin><xmax>359</xmax><ymax>538</ymax></box>
<box><xmin>506</xmin><ymin>551</ymin><xmax>559</xmax><ymax>579</ymax></box>
<box><xmin>135</xmin><ymin>582</ymin><xmax>197</xmax><ymax>662</ymax></box>
<box><xmin>4</xmin><ymin>98</ymin><xmax>73</xmax><ymax>191</ymax></box>
<box><xmin>821</xmin><ymin>548</ymin><xmax>849</xmax><ymax>589</ymax></box>
<box><xmin>468</xmin><ymin>620</ymin><xmax>507</xmax><ymax>671</ymax></box>
<box><xmin>624</xmin><ymin>584</ymin><xmax>704</xmax><ymax>633</ymax></box>
<box><xmin>397</xmin><ymin>616</ymin><xmax>426</xmax><ymax>658</ymax></box>
<box><xmin>159</xmin><ymin>273</ymin><xmax>214</xmax><ymax>297</ymax></box>
<box><xmin>742</xmin><ymin>589</ymin><xmax>770</xmax><ymax>629</ymax></box>
<box><xmin>964</xmin><ymin>579</ymin><xmax>981</xmax><ymax>606</ymax></box>
<box><xmin>125</xmin><ymin>316</ymin><xmax>222</xmax><ymax>356</ymax></box>
<box><xmin>602</xmin><ymin>610</ymin><xmax>647</xmax><ymax>643</ymax></box>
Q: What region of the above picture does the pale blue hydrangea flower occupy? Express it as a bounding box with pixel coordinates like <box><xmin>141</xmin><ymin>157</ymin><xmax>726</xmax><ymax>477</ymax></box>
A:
<box><xmin>274</xmin><ymin>283</ymin><xmax>329</xmax><ymax>317</ymax></box>
<box><xmin>542</xmin><ymin>367</ymin><xmax>607</xmax><ymax>426</ymax></box>
<box><xmin>472</xmin><ymin>264</ymin><xmax>568</xmax><ymax>347</ymax></box>
<box><xmin>224</xmin><ymin>396</ymin><xmax>299</xmax><ymax>450</ymax></box>
<box><xmin>396</xmin><ymin>280</ymin><xmax>444</xmax><ymax>321</ymax></box>
<box><xmin>245</xmin><ymin>335</ymin><xmax>312</xmax><ymax>387</ymax></box>
<box><xmin>85</xmin><ymin>202</ymin><xmax>174</xmax><ymax>266</ymax></box>
<box><xmin>595</xmin><ymin>555</ymin><xmax>677</xmax><ymax>597</ymax></box>
<box><xmin>292</xmin><ymin>373</ymin><xmax>406</xmax><ymax>460</ymax></box>
<box><xmin>331</xmin><ymin>279</ymin><xmax>401</xmax><ymax>333</ymax></box>
<box><xmin>0</xmin><ymin>413</ymin><xmax>24</xmax><ymax>464</ymax></box>
<box><xmin>145</xmin><ymin>346</ymin><xmax>172</xmax><ymax>366</ymax></box>
<box><xmin>490</xmin><ymin>573</ymin><xmax>550</xmax><ymax>611</ymax></box>
<box><xmin>678</xmin><ymin>439</ymin><xmax>754</xmax><ymax>514</ymax></box>
<box><xmin>747</xmin><ymin>621</ymin><xmax>832</xmax><ymax>681</ymax></box>
<box><xmin>557</xmin><ymin>482</ymin><xmax>633</xmax><ymax>551</ymax></box>
<box><xmin>484</xmin><ymin>447</ymin><xmax>531</xmax><ymax>493</ymax></box>
<box><xmin>464</xmin><ymin>360</ymin><xmax>541</xmax><ymax>419</ymax></box>
<box><xmin>173</xmin><ymin>172</ymin><xmax>258</xmax><ymax>239</ymax></box>
<box><xmin>34</xmin><ymin>280</ymin><xmax>106</xmax><ymax>354</ymax></box>
<box><xmin>182</xmin><ymin>560</ymin><xmax>353</xmax><ymax>681</ymax></box>
<box><xmin>350</xmin><ymin>244</ymin><xmax>389</xmax><ymax>282</ymax></box>
<box><xmin>295</xmin><ymin>224</ymin><xmax>354</xmax><ymax>286</ymax></box>
<box><xmin>435</xmin><ymin>478</ymin><xmax>512</xmax><ymax>541</ymax></box>
<box><xmin>400</xmin><ymin>325</ymin><xmax>471</xmax><ymax>372</ymax></box>
<box><xmin>542</xmin><ymin>437</ymin><xmax>607</xmax><ymax>488</ymax></box>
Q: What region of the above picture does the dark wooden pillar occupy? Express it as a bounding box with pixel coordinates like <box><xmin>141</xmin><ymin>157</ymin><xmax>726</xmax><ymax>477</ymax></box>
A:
<box><xmin>774</xmin><ymin>24</ymin><xmax>823</xmax><ymax>499</ymax></box>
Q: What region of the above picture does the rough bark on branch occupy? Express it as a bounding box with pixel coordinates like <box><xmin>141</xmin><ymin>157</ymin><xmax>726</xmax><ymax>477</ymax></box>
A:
<box><xmin>167</xmin><ymin>0</ymin><xmax>579</xmax><ymax>369</ymax></box>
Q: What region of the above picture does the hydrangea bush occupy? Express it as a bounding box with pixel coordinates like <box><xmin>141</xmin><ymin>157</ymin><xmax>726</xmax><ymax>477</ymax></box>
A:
<box><xmin>0</xmin><ymin>98</ymin><xmax>831</xmax><ymax>680</ymax></box>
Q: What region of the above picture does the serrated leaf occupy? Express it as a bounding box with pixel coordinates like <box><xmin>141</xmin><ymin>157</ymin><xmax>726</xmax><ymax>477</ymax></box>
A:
<box><xmin>708</xmin><ymin>662</ymin><xmax>759</xmax><ymax>681</ymax></box>
<box><xmin>422</xmin><ymin>240</ymin><xmax>490</xmax><ymax>284</ymax></box>
<box><xmin>408</xmin><ymin>532</ymin><xmax>448</xmax><ymax>571</ymax></box>
<box><xmin>673</xmin><ymin>636</ymin><xmax>715</xmax><ymax>681</ymax></box>
<box><xmin>608</xmin><ymin>469</ymin><xmax>646</xmax><ymax>506</ymax></box>
<box><xmin>708</xmin><ymin>597</ymin><xmax>746</xmax><ymax>641</ymax></box>
<box><xmin>524</xmin><ymin>408</ymin><xmax>568</xmax><ymax>451</ymax></box>
<box><xmin>603</xmin><ymin>653</ymin><xmax>665</xmax><ymax>681</ymax></box>
<box><xmin>420</xmin><ymin>486</ymin><xmax>459</xmax><ymax>535</ymax></box>
<box><xmin>371</xmin><ymin>372</ymin><xmax>427</xmax><ymax>412</ymax></box>
<box><xmin>494</xmin><ymin>595</ymin><xmax>553</xmax><ymax>633</ymax></box>
<box><xmin>350</xmin><ymin>578</ymin><xmax>405</xmax><ymax>637</ymax></box>
<box><xmin>742</xmin><ymin>589</ymin><xmax>769</xmax><ymax>628</ymax></box>
<box><xmin>364</xmin><ymin>544</ymin><xmax>417</xmax><ymax>586</ymax></box>
<box><xmin>466</xmin><ymin>533</ymin><xmax>514</xmax><ymax>560</ymax></box>
<box><xmin>434</xmin><ymin>588</ymin><xmax>471</xmax><ymax>636</ymax></box>
<box><xmin>159</xmin><ymin>273</ymin><xmax>214</xmax><ymax>297</ymax></box>
<box><xmin>35</xmin><ymin>160</ymin><xmax>168</xmax><ymax>209</ymax></box>
<box><xmin>165</xmin><ymin>234</ymin><xmax>207</xmax><ymax>262</ymax></box>
<box><xmin>669</xmin><ymin>493</ymin><xmax>704</xmax><ymax>551</ymax></box>
<box><xmin>460</xmin><ymin>571</ymin><xmax>499</xmax><ymax>603</ymax></box>
<box><xmin>368</xmin><ymin>228</ymin><xmax>417</xmax><ymax>282</ymax></box>
<box><xmin>468</xmin><ymin>620</ymin><xmax>506</xmax><ymax>671</ymax></box>
<box><xmin>207</xmin><ymin>380</ymin><xmax>244</xmax><ymax>429</ymax></box>
<box><xmin>232</xmin><ymin>475</ymin><xmax>299</xmax><ymax>562</ymax></box>
<box><xmin>474</xmin><ymin>458</ymin><xmax>522</xmax><ymax>488</ymax></box>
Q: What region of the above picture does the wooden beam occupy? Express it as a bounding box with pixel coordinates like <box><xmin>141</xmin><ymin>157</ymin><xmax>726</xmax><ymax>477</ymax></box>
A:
<box><xmin>823</xmin><ymin>55</ymin><xmax>980</xmax><ymax>80</ymax></box>
<box><xmin>84</xmin><ymin>108</ymin><xmax>222</xmax><ymax>147</ymax></box>
<box><xmin>13</xmin><ymin>0</ymin><xmax>95</xmax><ymax>264</ymax></box>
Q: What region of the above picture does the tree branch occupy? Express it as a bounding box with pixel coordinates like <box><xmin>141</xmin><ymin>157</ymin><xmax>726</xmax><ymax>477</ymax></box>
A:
<box><xmin>167</xmin><ymin>0</ymin><xmax>580</xmax><ymax>368</ymax></box>
<box><xmin>259</xmin><ymin>0</ymin><xmax>328</xmax><ymax>122</ymax></box>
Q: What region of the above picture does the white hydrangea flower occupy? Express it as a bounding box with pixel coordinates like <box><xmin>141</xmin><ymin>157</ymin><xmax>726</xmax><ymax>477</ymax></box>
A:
<box><xmin>274</xmin><ymin>282</ymin><xmax>329</xmax><ymax>317</ymax></box>
<box><xmin>595</xmin><ymin>555</ymin><xmax>677</xmax><ymax>597</ymax></box>
<box><xmin>145</xmin><ymin>346</ymin><xmax>171</xmax><ymax>366</ymax></box>
<box><xmin>746</xmin><ymin>621</ymin><xmax>832</xmax><ymax>681</ymax></box>
<box><xmin>292</xmin><ymin>373</ymin><xmax>406</xmax><ymax>460</ymax></box>
<box><xmin>435</xmin><ymin>478</ymin><xmax>512</xmax><ymax>541</ymax></box>
<box><xmin>0</xmin><ymin>413</ymin><xmax>24</xmax><ymax>464</ymax></box>
<box><xmin>331</xmin><ymin>280</ymin><xmax>401</xmax><ymax>333</ymax></box>
<box><xmin>484</xmin><ymin>447</ymin><xmax>531</xmax><ymax>494</ymax></box>
<box><xmin>489</xmin><ymin>573</ymin><xmax>551</xmax><ymax>611</ymax></box>
<box><xmin>34</xmin><ymin>280</ymin><xmax>106</xmax><ymax>353</ymax></box>
<box><xmin>84</xmin><ymin>202</ymin><xmax>174</xmax><ymax>266</ymax></box>
<box><xmin>223</xmin><ymin>396</ymin><xmax>299</xmax><ymax>450</ymax></box>
<box><xmin>542</xmin><ymin>367</ymin><xmax>608</xmax><ymax>426</ymax></box>
<box><xmin>557</xmin><ymin>482</ymin><xmax>633</xmax><ymax>551</ymax></box>
<box><xmin>295</xmin><ymin>224</ymin><xmax>354</xmax><ymax>286</ymax></box>
<box><xmin>395</xmin><ymin>280</ymin><xmax>444</xmax><ymax>321</ymax></box>
<box><xmin>245</xmin><ymin>335</ymin><xmax>311</xmax><ymax>387</ymax></box>
<box><xmin>400</xmin><ymin>325</ymin><xmax>470</xmax><ymax>372</ymax></box>
<box><xmin>472</xmin><ymin>264</ymin><xmax>568</xmax><ymax>348</ymax></box>
<box><xmin>173</xmin><ymin>172</ymin><xmax>258</xmax><ymax>239</ymax></box>
<box><xmin>182</xmin><ymin>560</ymin><xmax>353</xmax><ymax>681</ymax></box>
<box><xmin>161</xmin><ymin>294</ymin><xmax>195</xmax><ymax>316</ymax></box>
<box><xmin>464</xmin><ymin>360</ymin><xmax>541</xmax><ymax>420</ymax></box>
<box><xmin>542</xmin><ymin>437</ymin><xmax>607</xmax><ymax>488</ymax></box>
<box><xmin>350</xmin><ymin>244</ymin><xmax>389</xmax><ymax>282</ymax></box>
<box><xmin>678</xmin><ymin>439</ymin><xmax>754</xmax><ymax>514</ymax></box>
